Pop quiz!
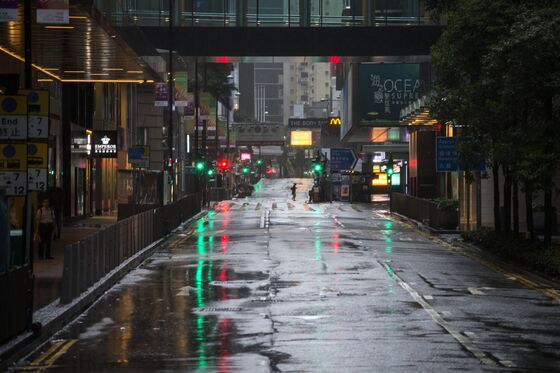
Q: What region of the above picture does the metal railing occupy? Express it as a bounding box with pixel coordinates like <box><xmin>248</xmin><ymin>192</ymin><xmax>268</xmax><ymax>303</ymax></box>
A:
<box><xmin>60</xmin><ymin>194</ymin><xmax>200</xmax><ymax>304</ymax></box>
<box><xmin>391</xmin><ymin>193</ymin><xmax>458</xmax><ymax>230</ymax></box>
<box><xmin>0</xmin><ymin>265</ymin><xmax>31</xmax><ymax>344</ymax></box>
<box><xmin>93</xmin><ymin>0</ymin><xmax>435</xmax><ymax>28</ymax></box>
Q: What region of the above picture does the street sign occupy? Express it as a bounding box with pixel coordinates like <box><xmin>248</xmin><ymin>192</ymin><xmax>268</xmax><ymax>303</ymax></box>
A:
<box><xmin>27</xmin><ymin>142</ymin><xmax>48</xmax><ymax>191</ymax></box>
<box><xmin>330</xmin><ymin>148</ymin><xmax>358</xmax><ymax>171</ymax></box>
<box><xmin>128</xmin><ymin>145</ymin><xmax>150</xmax><ymax>168</ymax></box>
<box><xmin>20</xmin><ymin>90</ymin><xmax>49</xmax><ymax>139</ymax></box>
<box><xmin>436</xmin><ymin>137</ymin><xmax>459</xmax><ymax>172</ymax></box>
<box><xmin>0</xmin><ymin>95</ymin><xmax>27</xmax><ymax>140</ymax></box>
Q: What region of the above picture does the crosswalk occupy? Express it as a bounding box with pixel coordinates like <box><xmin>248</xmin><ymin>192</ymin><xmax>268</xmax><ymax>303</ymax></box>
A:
<box><xmin>213</xmin><ymin>200</ymin><xmax>374</xmax><ymax>214</ymax></box>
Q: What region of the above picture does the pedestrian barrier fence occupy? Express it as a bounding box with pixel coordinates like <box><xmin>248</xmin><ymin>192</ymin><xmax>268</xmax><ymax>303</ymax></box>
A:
<box><xmin>60</xmin><ymin>194</ymin><xmax>200</xmax><ymax>304</ymax></box>
<box><xmin>0</xmin><ymin>264</ymin><xmax>31</xmax><ymax>344</ymax></box>
<box><xmin>391</xmin><ymin>193</ymin><xmax>459</xmax><ymax>230</ymax></box>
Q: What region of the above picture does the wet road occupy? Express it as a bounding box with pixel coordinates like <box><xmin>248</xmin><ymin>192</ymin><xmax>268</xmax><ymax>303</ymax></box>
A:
<box><xmin>18</xmin><ymin>179</ymin><xmax>560</xmax><ymax>372</ymax></box>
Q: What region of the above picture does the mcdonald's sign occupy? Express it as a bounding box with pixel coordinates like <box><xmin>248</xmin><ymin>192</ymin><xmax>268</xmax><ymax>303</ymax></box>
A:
<box><xmin>329</xmin><ymin>117</ymin><xmax>342</xmax><ymax>126</ymax></box>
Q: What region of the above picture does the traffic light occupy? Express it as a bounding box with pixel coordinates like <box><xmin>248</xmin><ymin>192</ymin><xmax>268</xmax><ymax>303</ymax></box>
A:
<box><xmin>256</xmin><ymin>159</ymin><xmax>263</xmax><ymax>165</ymax></box>
<box><xmin>166</xmin><ymin>158</ymin><xmax>174</xmax><ymax>169</ymax></box>
<box><xmin>207</xmin><ymin>169</ymin><xmax>215</xmax><ymax>176</ymax></box>
<box><xmin>242</xmin><ymin>166</ymin><xmax>250</xmax><ymax>174</ymax></box>
<box><xmin>312</xmin><ymin>161</ymin><xmax>323</xmax><ymax>174</ymax></box>
<box><xmin>218</xmin><ymin>159</ymin><xmax>230</xmax><ymax>171</ymax></box>
<box><xmin>195</xmin><ymin>159</ymin><xmax>206</xmax><ymax>172</ymax></box>
<box><xmin>387</xmin><ymin>163</ymin><xmax>394</xmax><ymax>176</ymax></box>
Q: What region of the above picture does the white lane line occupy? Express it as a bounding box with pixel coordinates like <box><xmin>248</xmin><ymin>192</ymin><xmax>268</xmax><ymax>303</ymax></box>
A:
<box><xmin>500</xmin><ymin>360</ymin><xmax>516</xmax><ymax>368</ymax></box>
<box><xmin>423</xmin><ymin>295</ymin><xmax>433</xmax><ymax>300</ymax></box>
<box><xmin>381</xmin><ymin>262</ymin><xmax>497</xmax><ymax>367</ymax></box>
<box><xmin>260</xmin><ymin>209</ymin><xmax>265</xmax><ymax>229</ymax></box>
<box><xmin>468</xmin><ymin>287</ymin><xmax>486</xmax><ymax>296</ymax></box>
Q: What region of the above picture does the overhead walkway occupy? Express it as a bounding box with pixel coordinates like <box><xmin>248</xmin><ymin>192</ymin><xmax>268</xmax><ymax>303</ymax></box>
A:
<box><xmin>93</xmin><ymin>0</ymin><xmax>443</xmax><ymax>58</ymax></box>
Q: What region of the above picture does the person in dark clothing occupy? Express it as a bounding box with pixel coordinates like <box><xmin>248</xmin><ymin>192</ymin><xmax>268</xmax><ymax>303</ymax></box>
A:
<box><xmin>290</xmin><ymin>183</ymin><xmax>297</xmax><ymax>201</ymax></box>
<box><xmin>34</xmin><ymin>198</ymin><xmax>58</xmax><ymax>259</ymax></box>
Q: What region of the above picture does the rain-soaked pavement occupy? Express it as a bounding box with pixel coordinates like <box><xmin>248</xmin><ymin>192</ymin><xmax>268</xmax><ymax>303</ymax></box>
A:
<box><xmin>16</xmin><ymin>179</ymin><xmax>560</xmax><ymax>372</ymax></box>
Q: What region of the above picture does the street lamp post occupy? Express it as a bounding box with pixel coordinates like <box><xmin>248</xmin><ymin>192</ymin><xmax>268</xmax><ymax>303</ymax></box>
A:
<box><xmin>167</xmin><ymin>0</ymin><xmax>175</xmax><ymax>201</ymax></box>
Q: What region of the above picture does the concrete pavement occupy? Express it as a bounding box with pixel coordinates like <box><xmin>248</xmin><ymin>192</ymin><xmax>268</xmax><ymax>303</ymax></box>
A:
<box><xmin>15</xmin><ymin>179</ymin><xmax>560</xmax><ymax>372</ymax></box>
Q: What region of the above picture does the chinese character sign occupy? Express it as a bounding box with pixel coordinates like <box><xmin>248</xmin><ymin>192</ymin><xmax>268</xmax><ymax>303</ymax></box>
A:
<box><xmin>359</xmin><ymin>64</ymin><xmax>423</xmax><ymax>125</ymax></box>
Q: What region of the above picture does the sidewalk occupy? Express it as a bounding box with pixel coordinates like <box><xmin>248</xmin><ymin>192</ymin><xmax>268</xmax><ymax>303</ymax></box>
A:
<box><xmin>33</xmin><ymin>214</ymin><xmax>117</xmax><ymax>310</ymax></box>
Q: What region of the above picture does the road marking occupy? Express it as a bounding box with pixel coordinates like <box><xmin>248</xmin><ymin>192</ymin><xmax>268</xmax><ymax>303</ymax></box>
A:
<box><xmin>381</xmin><ymin>262</ymin><xmax>497</xmax><ymax>367</ymax></box>
<box><xmin>394</xmin><ymin>218</ymin><xmax>560</xmax><ymax>303</ymax></box>
<box><xmin>255</xmin><ymin>203</ymin><xmax>261</xmax><ymax>211</ymax></box>
<box><xmin>303</xmin><ymin>203</ymin><xmax>312</xmax><ymax>211</ymax></box>
<box><xmin>423</xmin><ymin>295</ymin><xmax>433</xmax><ymax>300</ymax></box>
<box><xmin>500</xmin><ymin>360</ymin><xmax>516</xmax><ymax>368</ymax></box>
<box><xmin>287</xmin><ymin>203</ymin><xmax>294</xmax><ymax>210</ymax></box>
<box><xmin>260</xmin><ymin>210</ymin><xmax>265</xmax><ymax>229</ymax></box>
<box><xmin>176</xmin><ymin>286</ymin><xmax>197</xmax><ymax>296</ymax></box>
<box><xmin>468</xmin><ymin>287</ymin><xmax>486</xmax><ymax>296</ymax></box>
<box><xmin>272</xmin><ymin>202</ymin><xmax>277</xmax><ymax>210</ymax></box>
<box><xmin>28</xmin><ymin>340</ymin><xmax>66</xmax><ymax>367</ymax></box>
<box><xmin>42</xmin><ymin>339</ymin><xmax>77</xmax><ymax>369</ymax></box>
<box><xmin>351</xmin><ymin>204</ymin><xmax>362</xmax><ymax>212</ymax></box>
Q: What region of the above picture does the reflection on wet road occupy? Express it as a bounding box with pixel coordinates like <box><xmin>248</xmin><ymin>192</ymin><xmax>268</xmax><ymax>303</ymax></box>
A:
<box><xmin>18</xmin><ymin>179</ymin><xmax>560</xmax><ymax>372</ymax></box>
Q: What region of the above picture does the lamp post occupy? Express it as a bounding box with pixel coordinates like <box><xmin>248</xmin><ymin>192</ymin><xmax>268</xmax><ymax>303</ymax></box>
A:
<box><xmin>167</xmin><ymin>0</ymin><xmax>175</xmax><ymax>201</ymax></box>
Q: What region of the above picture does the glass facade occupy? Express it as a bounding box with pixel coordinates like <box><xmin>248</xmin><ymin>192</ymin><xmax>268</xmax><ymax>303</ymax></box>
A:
<box><xmin>94</xmin><ymin>0</ymin><xmax>434</xmax><ymax>27</ymax></box>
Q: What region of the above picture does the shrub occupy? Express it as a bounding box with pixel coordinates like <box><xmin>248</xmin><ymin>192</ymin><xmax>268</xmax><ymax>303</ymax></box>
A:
<box><xmin>461</xmin><ymin>229</ymin><xmax>560</xmax><ymax>278</ymax></box>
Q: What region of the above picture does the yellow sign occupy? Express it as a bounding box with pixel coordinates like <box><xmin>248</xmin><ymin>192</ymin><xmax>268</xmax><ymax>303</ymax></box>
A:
<box><xmin>28</xmin><ymin>142</ymin><xmax>48</xmax><ymax>168</ymax></box>
<box><xmin>329</xmin><ymin>117</ymin><xmax>342</xmax><ymax>126</ymax></box>
<box><xmin>0</xmin><ymin>144</ymin><xmax>27</xmax><ymax>171</ymax></box>
<box><xmin>372</xmin><ymin>173</ymin><xmax>388</xmax><ymax>187</ymax></box>
<box><xmin>19</xmin><ymin>90</ymin><xmax>49</xmax><ymax>116</ymax></box>
<box><xmin>0</xmin><ymin>95</ymin><xmax>27</xmax><ymax>115</ymax></box>
<box><xmin>290</xmin><ymin>131</ymin><xmax>312</xmax><ymax>146</ymax></box>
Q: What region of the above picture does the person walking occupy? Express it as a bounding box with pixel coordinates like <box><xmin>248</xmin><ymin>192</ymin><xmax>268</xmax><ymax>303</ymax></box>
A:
<box><xmin>290</xmin><ymin>183</ymin><xmax>297</xmax><ymax>201</ymax></box>
<box><xmin>34</xmin><ymin>198</ymin><xmax>57</xmax><ymax>260</ymax></box>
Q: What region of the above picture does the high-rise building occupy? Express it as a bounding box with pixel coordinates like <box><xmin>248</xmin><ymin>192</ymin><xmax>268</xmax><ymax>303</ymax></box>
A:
<box><xmin>283</xmin><ymin>62</ymin><xmax>334</xmax><ymax>121</ymax></box>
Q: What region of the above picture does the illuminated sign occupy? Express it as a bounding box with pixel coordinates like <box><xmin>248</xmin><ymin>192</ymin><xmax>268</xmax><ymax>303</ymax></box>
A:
<box><xmin>372</xmin><ymin>173</ymin><xmax>388</xmax><ymax>187</ymax></box>
<box><xmin>92</xmin><ymin>131</ymin><xmax>118</xmax><ymax>158</ymax></box>
<box><xmin>329</xmin><ymin>117</ymin><xmax>342</xmax><ymax>126</ymax></box>
<box><xmin>288</xmin><ymin>118</ymin><xmax>327</xmax><ymax>129</ymax></box>
<box><xmin>290</xmin><ymin>131</ymin><xmax>312</xmax><ymax>146</ymax></box>
<box><xmin>240</xmin><ymin>153</ymin><xmax>251</xmax><ymax>161</ymax></box>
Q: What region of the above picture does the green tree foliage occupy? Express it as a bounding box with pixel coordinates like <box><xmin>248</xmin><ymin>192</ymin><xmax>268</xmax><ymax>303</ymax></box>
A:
<box><xmin>430</xmin><ymin>0</ymin><xmax>560</xmax><ymax>245</ymax></box>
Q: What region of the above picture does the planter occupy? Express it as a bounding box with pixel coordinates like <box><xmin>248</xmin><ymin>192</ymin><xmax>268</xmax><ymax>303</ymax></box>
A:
<box><xmin>437</xmin><ymin>210</ymin><xmax>459</xmax><ymax>230</ymax></box>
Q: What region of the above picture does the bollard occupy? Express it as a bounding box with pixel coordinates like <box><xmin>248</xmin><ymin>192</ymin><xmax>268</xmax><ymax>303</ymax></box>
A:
<box><xmin>85</xmin><ymin>237</ymin><xmax>93</xmax><ymax>289</ymax></box>
<box><xmin>92</xmin><ymin>233</ymin><xmax>99</xmax><ymax>284</ymax></box>
<box><xmin>60</xmin><ymin>244</ymin><xmax>74</xmax><ymax>304</ymax></box>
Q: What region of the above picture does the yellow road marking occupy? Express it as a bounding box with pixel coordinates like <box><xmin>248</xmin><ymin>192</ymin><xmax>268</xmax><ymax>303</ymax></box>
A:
<box><xmin>29</xmin><ymin>340</ymin><xmax>66</xmax><ymax>367</ymax></box>
<box><xmin>396</xmin><ymin>218</ymin><xmax>560</xmax><ymax>303</ymax></box>
<box><xmin>41</xmin><ymin>339</ymin><xmax>77</xmax><ymax>369</ymax></box>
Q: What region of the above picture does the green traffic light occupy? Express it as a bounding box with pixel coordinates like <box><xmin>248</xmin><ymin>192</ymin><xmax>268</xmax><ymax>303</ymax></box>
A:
<box><xmin>207</xmin><ymin>169</ymin><xmax>215</xmax><ymax>176</ymax></box>
<box><xmin>195</xmin><ymin>161</ymin><xmax>205</xmax><ymax>171</ymax></box>
<box><xmin>313</xmin><ymin>163</ymin><xmax>323</xmax><ymax>173</ymax></box>
<box><xmin>256</xmin><ymin>159</ymin><xmax>263</xmax><ymax>165</ymax></box>
<box><xmin>242</xmin><ymin>167</ymin><xmax>250</xmax><ymax>174</ymax></box>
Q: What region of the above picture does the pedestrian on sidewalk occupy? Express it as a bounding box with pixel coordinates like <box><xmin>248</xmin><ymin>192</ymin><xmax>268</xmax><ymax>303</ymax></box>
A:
<box><xmin>34</xmin><ymin>198</ymin><xmax>58</xmax><ymax>260</ymax></box>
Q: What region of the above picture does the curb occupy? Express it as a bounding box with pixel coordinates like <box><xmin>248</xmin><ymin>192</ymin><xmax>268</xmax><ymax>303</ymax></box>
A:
<box><xmin>392</xmin><ymin>211</ymin><xmax>560</xmax><ymax>298</ymax></box>
<box><xmin>0</xmin><ymin>210</ymin><xmax>207</xmax><ymax>371</ymax></box>
<box><xmin>391</xmin><ymin>212</ymin><xmax>460</xmax><ymax>235</ymax></box>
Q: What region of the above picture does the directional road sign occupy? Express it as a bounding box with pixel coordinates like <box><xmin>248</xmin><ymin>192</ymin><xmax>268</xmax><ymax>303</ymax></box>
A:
<box><xmin>330</xmin><ymin>148</ymin><xmax>358</xmax><ymax>172</ymax></box>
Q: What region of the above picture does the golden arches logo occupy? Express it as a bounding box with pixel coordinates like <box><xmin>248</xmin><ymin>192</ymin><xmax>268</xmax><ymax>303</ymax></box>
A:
<box><xmin>329</xmin><ymin>117</ymin><xmax>342</xmax><ymax>126</ymax></box>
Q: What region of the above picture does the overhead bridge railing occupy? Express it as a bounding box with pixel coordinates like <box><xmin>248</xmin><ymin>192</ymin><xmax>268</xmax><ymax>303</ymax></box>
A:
<box><xmin>93</xmin><ymin>0</ymin><xmax>437</xmax><ymax>28</ymax></box>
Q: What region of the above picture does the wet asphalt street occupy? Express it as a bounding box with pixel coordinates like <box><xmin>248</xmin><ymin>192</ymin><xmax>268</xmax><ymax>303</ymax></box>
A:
<box><xmin>17</xmin><ymin>179</ymin><xmax>560</xmax><ymax>372</ymax></box>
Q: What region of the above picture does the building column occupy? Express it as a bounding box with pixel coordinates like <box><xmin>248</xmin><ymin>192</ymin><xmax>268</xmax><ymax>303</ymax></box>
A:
<box><xmin>236</xmin><ymin>0</ymin><xmax>247</xmax><ymax>26</ymax></box>
<box><xmin>300</xmin><ymin>0</ymin><xmax>310</xmax><ymax>27</ymax></box>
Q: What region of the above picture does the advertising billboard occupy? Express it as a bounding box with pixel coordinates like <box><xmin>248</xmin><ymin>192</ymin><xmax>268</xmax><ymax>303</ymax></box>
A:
<box><xmin>359</xmin><ymin>64</ymin><xmax>423</xmax><ymax>126</ymax></box>
<box><xmin>290</xmin><ymin>131</ymin><xmax>312</xmax><ymax>146</ymax></box>
<box><xmin>235</xmin><ymin>123</ymin><xmax>284</xmax><ymax>146</ymax></box>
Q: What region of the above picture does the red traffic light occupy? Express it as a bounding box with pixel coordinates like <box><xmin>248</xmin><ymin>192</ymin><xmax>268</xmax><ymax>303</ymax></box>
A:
<box><xmin>218</xmin><ymin>159</ymin><xmax>230</xmax><ymax>171</ymax></box>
